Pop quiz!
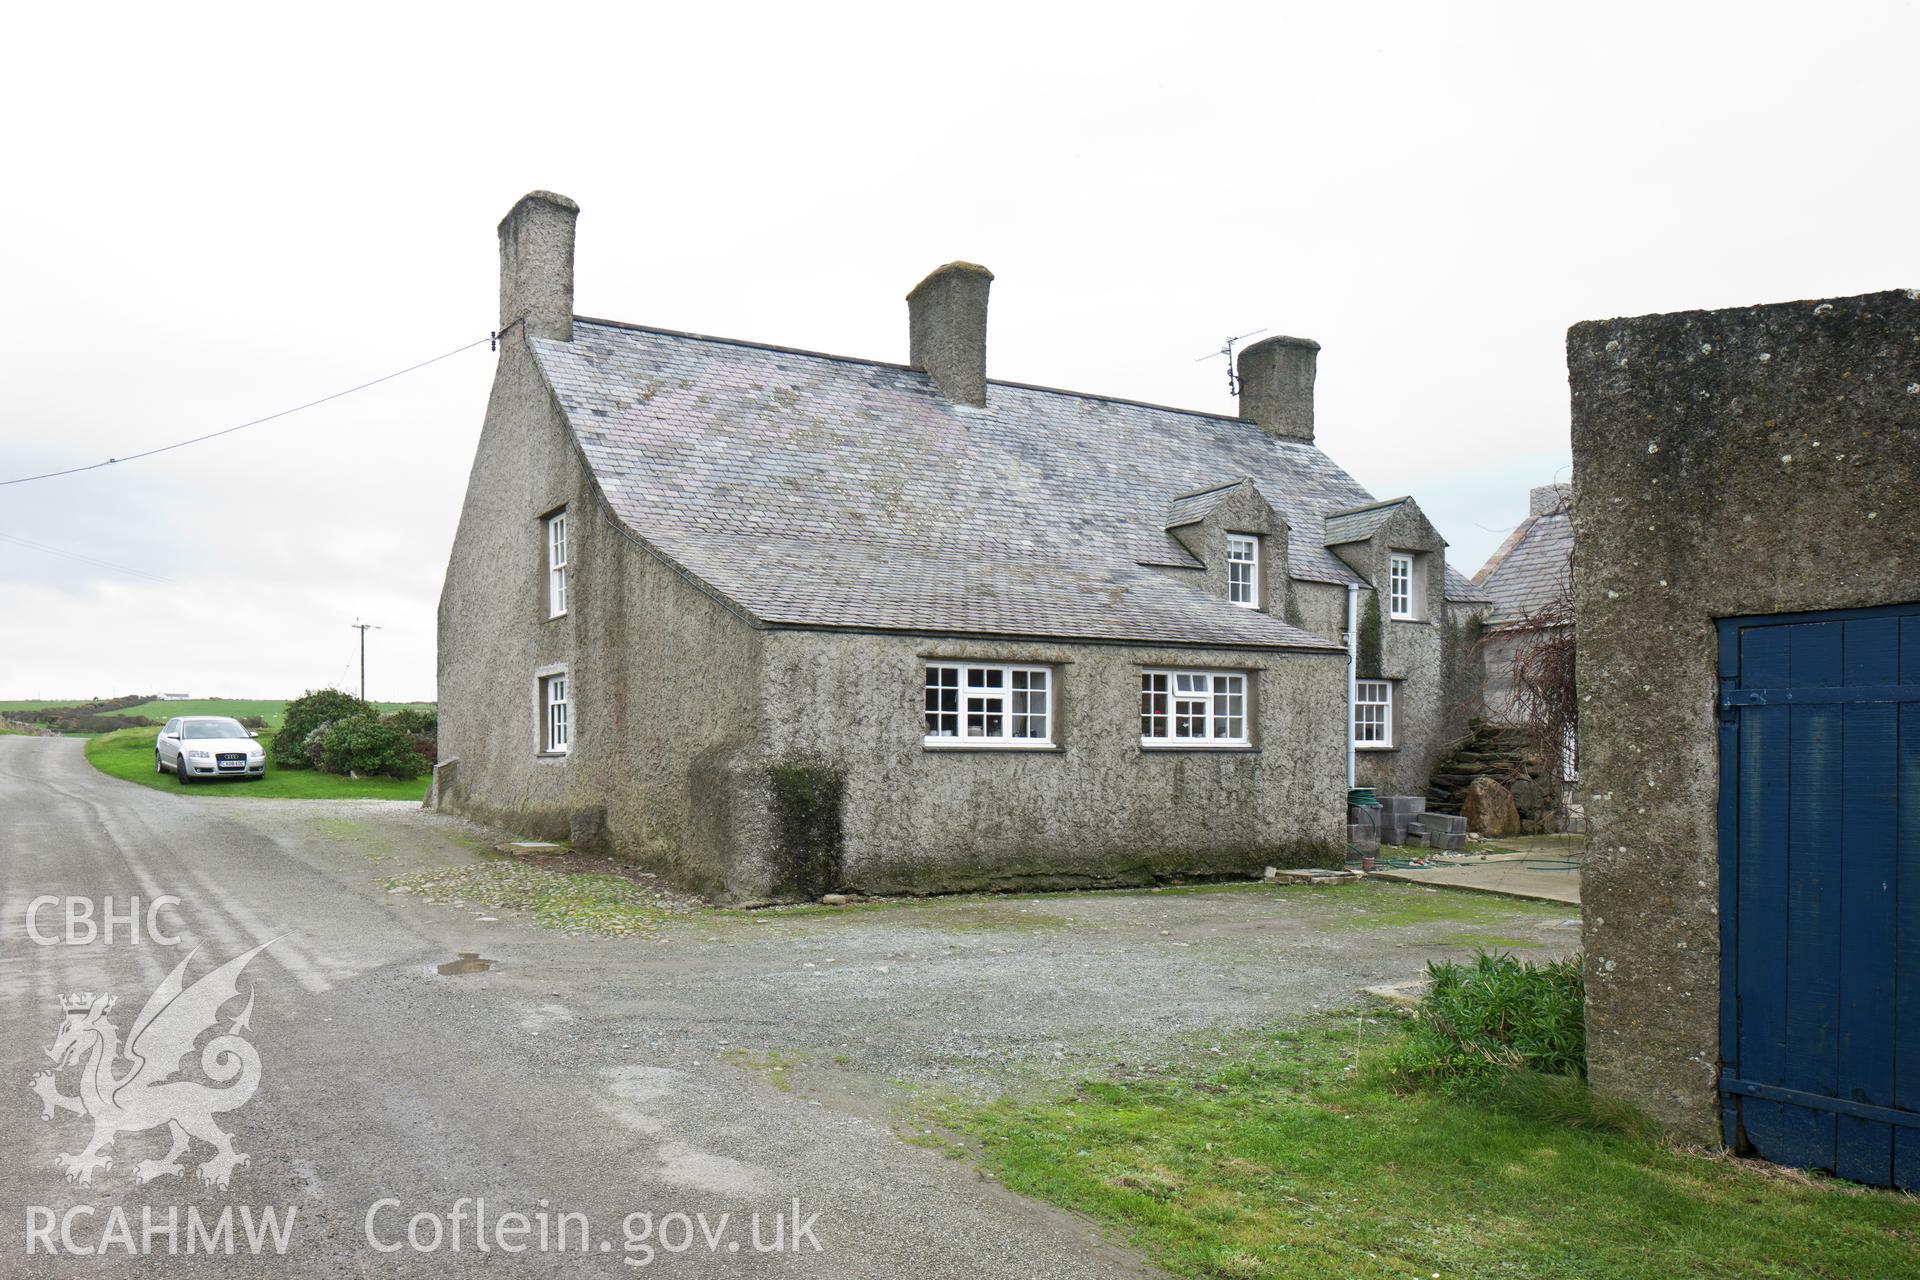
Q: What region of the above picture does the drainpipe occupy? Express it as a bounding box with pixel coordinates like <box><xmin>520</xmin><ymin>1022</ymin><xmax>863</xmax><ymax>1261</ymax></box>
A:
<box><xmin>1345</xmin><ymin>583</ymin><xmax>1359</xmax><ymax>789</ymax></box>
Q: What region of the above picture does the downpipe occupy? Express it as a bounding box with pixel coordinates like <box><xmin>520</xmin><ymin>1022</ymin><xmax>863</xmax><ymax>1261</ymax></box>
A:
<box><xmin>1345</xmin><ymin>583</ymin><xmax>1358</xmax><ymax>789</ymax></box>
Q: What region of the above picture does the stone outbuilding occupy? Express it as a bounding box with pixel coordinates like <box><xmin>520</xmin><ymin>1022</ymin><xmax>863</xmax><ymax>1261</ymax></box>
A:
<box><xmin>435</xmin><ymin>191</ymin><xmax>1487</xmax><ymax>901</ymax></box>
<box><xmin>1570</xmin><ymin>289</ymin><xmax>1920</xmax><ymax>1189</ymax></box>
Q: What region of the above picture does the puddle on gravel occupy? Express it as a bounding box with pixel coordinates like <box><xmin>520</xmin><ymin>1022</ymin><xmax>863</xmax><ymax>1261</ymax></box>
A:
<box><xmin>436</xmin><ymin>952</ymin><xmax>496</xmax><ymax>976</ymax></box>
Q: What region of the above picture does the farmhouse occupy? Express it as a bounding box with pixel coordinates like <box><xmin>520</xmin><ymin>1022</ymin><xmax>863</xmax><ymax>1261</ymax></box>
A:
<box><xmin>435</xmin><ymin>191</ymin><xmax>1487</xmax><ymax>901</ymax></box>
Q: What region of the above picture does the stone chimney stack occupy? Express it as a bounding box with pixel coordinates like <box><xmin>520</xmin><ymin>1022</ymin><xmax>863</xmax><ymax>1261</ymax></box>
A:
<box><xmin>1235</xmin><ymin>336</ymin><xmax>1320</xmax><ymax>444</ymax></box>
<box><xmin>1529</xmin><ymin>481</ymin><xmax>1574</xmax><ymax>517</ymax></box>
<box><xmin>907</xmin><ymin>262</ymin><xmax>993</xmax><ymax>407</ymax></box>
<box><xmin>498</xmin><ymin>190</ymin><xmax>579</xmax><ymax>345</ymax></box>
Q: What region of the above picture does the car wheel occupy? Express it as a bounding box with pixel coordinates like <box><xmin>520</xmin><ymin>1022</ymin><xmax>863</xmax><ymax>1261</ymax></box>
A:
<box><xmin>155</xmin><ymin>751</ymin><xmax>164</xmax><ymax>775</ymax></box>
<box><xmin>177</xmin><ymin>754</ymin><xmax>192</xmax><ymax>785</ymax></box>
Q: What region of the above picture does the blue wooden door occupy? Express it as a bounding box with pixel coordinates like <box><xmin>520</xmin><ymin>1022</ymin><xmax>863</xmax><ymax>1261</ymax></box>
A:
<box><xmin>1718</xmin><ymin>603</ymin><xmax>1920</xmax><ymax>1189</ymax></box>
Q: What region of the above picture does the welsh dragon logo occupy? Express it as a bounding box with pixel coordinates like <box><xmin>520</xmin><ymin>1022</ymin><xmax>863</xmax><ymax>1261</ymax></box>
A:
<box><xmin>32</xmin><ymin>940</ymin><xmax>275</xmax><ymax>1189</ymax></box>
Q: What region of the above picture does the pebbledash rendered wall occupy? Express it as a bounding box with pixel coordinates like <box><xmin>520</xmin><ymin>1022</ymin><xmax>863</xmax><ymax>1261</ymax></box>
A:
<box><xmin>1569</xmin><ymin>290</ymin><xmax>1920</xmax><ymax>1138</ymax></box>
<box><xmin>757</xmin><ymin>631</ymin><xmax>1348</xmax><ymax>897</ymax></box>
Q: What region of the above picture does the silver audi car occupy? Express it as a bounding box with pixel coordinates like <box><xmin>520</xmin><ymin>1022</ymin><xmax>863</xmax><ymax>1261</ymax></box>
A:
<box><xmin>155</xmin><ymin>715</ymin><xmax>267</xmax><ymax>782</ymax></box>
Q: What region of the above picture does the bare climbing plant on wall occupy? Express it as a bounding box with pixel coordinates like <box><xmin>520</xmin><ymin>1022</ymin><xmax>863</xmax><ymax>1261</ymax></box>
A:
<box><xmin>1507</xmin><ymin>549</ymin><xmax>1577</xmax><ymax>784</ymax></box>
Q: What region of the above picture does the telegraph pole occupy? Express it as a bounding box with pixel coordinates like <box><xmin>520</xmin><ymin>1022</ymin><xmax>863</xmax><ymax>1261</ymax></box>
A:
<box><xmin>350</xmin><ymin>620</ymin><xmax>381</xmax><ymax>702</ymax></box>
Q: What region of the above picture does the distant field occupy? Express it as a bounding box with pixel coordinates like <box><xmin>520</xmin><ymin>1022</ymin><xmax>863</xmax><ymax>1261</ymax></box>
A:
<box><xmin>2</xmin><ymin>698</ymin><xmax>434</xmax><ymax>728</ymax></box>
<box><xmin>85</xmin><ymin>727</ymin><xmax>429</xmax><ymax>801</ymax></box>
<box><xmin>120</xmin><ymin>698</ymin><xmax>435</xmax><ymax>727</ymax></box>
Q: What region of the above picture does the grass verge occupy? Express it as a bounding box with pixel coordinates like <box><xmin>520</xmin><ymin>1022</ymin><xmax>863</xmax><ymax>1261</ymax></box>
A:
<box><xmin>380</xmin><ymin>861</ymin><xmax>694</xmax><ymax>935</ymax></box>
<box><xmin>84</xmin><ymin>727</ymin><xmax>428</xmax><ymax>801</ymax></box>
<box><xmin>928</xmin><ymin>1015</ymin><xmax>1917</xmax><ymax>1279</ymax></box>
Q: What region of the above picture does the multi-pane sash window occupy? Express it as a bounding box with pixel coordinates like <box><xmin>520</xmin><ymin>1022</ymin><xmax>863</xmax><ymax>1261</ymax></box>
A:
<box><xmin>1226</xmin><ymin>534</ymin><xmax>1259</xmax><ymax>608</ymax></box>
<box><xmin>547</xmin><ymin>511</ymin><xmax>570</xmax><ymax>618</ymax></box>
<box><xmin>541</xmin><ymin>673</ymin><xmax>570</xmax><ymax>754</ymax></box>
<box><xmin>1388</xmin><ymin>553</ymin><xmax>1413</xmax><ymax>619</ymax></box>
<box><xmin>1355</xmin><ymin>679</ymin><xmax>1391</xmax><ymax>747</ymax></box>
<box><xmin>1140</xmin><ymin>670</ymin><xmax>1248</xmax><ymax>745</ymax></box>
<box><xmin>924</xmin><ymin>664</ymin><xmax>1051</xmax><ymax>745</ymax></box>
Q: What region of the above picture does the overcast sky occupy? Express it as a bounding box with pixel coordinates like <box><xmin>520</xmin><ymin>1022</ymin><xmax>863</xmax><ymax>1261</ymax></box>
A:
<box><xmin>4</xmin><ymin>2</ymin><xmax>1915</xmax><ymax>701</ymax></box>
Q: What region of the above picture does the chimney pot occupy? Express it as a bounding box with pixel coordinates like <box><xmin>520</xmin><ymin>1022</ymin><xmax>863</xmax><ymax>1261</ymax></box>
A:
<box><xmin>907</xmin><ymin>262</ymin><xmax>993</xmax><ymax>407</ymax></box>
<box><xmin>498</xmin><ymin>190</ymin><xmax>579</xmax><ymax>345</ymax></box>
<box><xmin>1236</xmin><ymin>335</ymin><xmax>1320</xmax><ymax>443</ymax></box>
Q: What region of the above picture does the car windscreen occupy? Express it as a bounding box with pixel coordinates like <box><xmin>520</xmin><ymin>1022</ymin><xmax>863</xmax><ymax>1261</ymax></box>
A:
<box><xmin>181</xmin><ymin>717</ymin><xmax>250</xmax><ymax>740</ymax></box>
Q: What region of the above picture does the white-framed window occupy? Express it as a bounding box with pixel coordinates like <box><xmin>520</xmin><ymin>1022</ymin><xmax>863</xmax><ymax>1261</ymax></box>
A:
<box><xmin>1388</xmin><ymin>552</ymin><xmax>1414</xmax><ymax>619</ymax></box>
<box><xmin>924</xmin><ymin>664</ymin><xmax>1052</xmax><ymax>746</ymax></box>
<box><xmin>539</xmin><ymin>671</ymin><xmax>570</xmax><ymax>754</ymax></box>
<box><xmin>1226</xmin><ymin>534</ymin><xmax>1259</xmax><ymax>608</ymax></box>
<box><xmin>1140</xmin><ymin>670</ymin><xmax>1248</xmax><ymax>746</ymax></box>
<box><xmin>1355</xmin><ymin>679</ymin><xmax>1392</xmax><ymax>748</ymax></box>
<box><xmin>546</xmin><ymin>510</ymin><xmax>569</xmax><ymax>618</ymax></box>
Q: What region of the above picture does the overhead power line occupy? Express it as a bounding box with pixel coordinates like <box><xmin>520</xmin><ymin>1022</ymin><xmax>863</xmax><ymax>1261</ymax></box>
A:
<box><xmin>0</xmin><ymin>333</ymin><xmax>497</xmax><ymax>488</ymax></box>
<box><xmin>0</xmin><ymin>531</ymin><xmax>176</xmax><ymax>583</ymax></box>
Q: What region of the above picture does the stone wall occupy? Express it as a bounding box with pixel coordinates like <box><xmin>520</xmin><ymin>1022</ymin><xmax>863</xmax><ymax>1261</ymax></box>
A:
<box><xmin>1568</xmin><ymin>290</ymin><xmax>1920</xmax><ymax>1138</ymax></box>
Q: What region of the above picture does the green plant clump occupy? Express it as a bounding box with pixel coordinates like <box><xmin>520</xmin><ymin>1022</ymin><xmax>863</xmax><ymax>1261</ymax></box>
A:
<box><xmin>1357</xmin><ymin>591</ymin><xmax>1383</xmax><ymax>678</ymax></box>
<box><xmin>1388</xmin><ymin>950</ymin><xmax>1585</xmax><ymax>1095</ymax></box>
<box><xmin>274</xmin><ymin>688</ymin><xmax>376</xmax><ymax>768</ymax></box>
<box><xmin>316</xmin><ymin>714</ymin><xmax>425</xmax><ymax>780</ymax></box>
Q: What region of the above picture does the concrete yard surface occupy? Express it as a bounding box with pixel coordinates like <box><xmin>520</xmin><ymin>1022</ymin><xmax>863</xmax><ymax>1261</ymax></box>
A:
<box><xmin>1367</xmin><ymin>835</ymin><xmax>1585</xmax><ymax>905</ymax></box>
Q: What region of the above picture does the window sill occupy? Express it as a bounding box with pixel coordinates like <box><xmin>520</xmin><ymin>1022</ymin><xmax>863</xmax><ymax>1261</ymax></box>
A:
<box><xmin>923</xmin><ymin>741</ymin><xmax>1060</xmax><ymax>752</ymax></box>
<box><xmin>547</xmin><ymin>611</ymin><xmax>568</xmax><ymax>621</ymax></box>
<box><xmin>535</xmin><ymin>750</ymin><xmax>570</xmax><ymax>761</ymax></box>
<box><xmin>1140</xmin><ymin>742</ymin><xmax>1255</xmax><ymax>753</ymax></box>
<box><xmin>1355</xmin><ymin>743</ymin><xmax>1396</xmax><ymax>752</ymax></box>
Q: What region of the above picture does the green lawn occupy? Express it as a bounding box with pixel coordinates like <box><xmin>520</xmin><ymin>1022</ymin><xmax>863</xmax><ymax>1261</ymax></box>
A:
<box><xmin>85</xmin><ymin>727</ymin><xmax>428</xmax><ymax>801</ymax></box>
<box><xmin>930</xmin><ymin>1017</ymin><xmax>1918</xmax><ymax>1279</ymax></box>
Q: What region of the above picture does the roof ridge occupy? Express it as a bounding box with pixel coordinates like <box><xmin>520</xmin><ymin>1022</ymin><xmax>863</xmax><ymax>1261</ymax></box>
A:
<box><xmin>1324</xmin><ymin>495</ymin><xmax>1411</xmax><ymax>519</ymax></box>
<box><xmin>1167</xmin><ymin>478</ymin><xmax>1249</xmax><ymax>502</ymax></box>
<box><xmin>568</xmin><ymin>316</ymin><xmax>1290</xmax><ymax>429</ymax></box>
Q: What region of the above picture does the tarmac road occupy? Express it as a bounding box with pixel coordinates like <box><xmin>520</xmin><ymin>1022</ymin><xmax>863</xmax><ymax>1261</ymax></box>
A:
<box><xmin>0</xmin><ymin>737</ymin><xmax>1161</xmax><ymax>1278</ymax></box>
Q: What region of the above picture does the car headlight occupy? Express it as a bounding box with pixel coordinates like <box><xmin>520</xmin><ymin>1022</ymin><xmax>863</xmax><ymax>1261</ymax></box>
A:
<box><xmin>187</xmin><ymin>750</ymin><xmax>212</xmax><ymax>759</ymax></box>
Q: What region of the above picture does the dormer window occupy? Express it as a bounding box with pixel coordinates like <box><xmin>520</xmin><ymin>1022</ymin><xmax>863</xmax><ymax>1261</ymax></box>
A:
<box><xmin>1388</xmin><ymin>552</ymin><xmax>1414</xmax><ymax>619</ymax></box>
<box><xmin>1226</xmin><ymin>535</ymin><xmax>1259</xmax><ymax>608</ymax></box>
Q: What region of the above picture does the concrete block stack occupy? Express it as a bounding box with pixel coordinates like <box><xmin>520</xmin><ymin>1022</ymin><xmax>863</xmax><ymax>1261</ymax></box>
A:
<box><xmin>1411</xmin><ymin>812</ymin><xmax>1467</xmax><ymax>852</ymax></box>
<box><xmin>1376</xmin><ymin>794</ymin><xmax>1426</xmax><ymax>846</ymax></box>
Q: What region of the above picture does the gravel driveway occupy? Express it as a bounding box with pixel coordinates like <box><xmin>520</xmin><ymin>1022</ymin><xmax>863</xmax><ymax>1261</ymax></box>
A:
<box><xmin>1</xmin><ymin>736</ymin><xmax>1576</xmax><ymax>1278</ymax></box>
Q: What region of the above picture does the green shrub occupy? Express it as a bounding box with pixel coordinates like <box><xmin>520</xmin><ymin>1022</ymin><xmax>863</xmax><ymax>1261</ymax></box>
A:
<box><xmin>1387</xmin><ymin>950</ymin><xmax>1585</xmax><ymax>1096</ymax></box>
<box><xmin>302</xmin><ymin>723</ymin><xmax>333</xmax><ymax>769</ymax></box>
<box><xmin>275</xmin><ymin>688</ymin><xmax>374</xmax><ymax>768</ymax></box>
<box><xmin>316</xmin><ymin>714</ymin><xmax>424</xmax><ymax>780</ymax></box>
<box><xmin>381</xmin><ymin>709</ymin><xmax>437</xmax><ymax>766</ymax></box>
<box><xmin>381</xmin><ymin>707</ymin><xmax>436</xmax><ymax>738</ymax></box>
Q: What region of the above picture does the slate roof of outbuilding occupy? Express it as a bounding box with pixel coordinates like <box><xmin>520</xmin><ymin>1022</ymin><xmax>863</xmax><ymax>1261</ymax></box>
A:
<box><xmin>1476</xmin><ymin>507</ymin><xmax>1574</xmax><ymax>625</ymax></box>
<box><xmin>533</xmin><ymin>320</ymin><xmax>1480</xmax><ymax>649</ymax></box>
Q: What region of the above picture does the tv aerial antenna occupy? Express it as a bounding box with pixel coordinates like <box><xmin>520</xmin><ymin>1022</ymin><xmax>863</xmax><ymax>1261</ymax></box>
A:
<box><xmin>1196</xmin><ymin>329</ymin><xmax>1266</xmax><ymax>396</ymax></box>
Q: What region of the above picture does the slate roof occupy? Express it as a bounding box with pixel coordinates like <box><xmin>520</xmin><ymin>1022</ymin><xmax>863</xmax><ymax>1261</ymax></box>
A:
<box><xmin>533</xmin><ymin>320</ymin><xmax>1478</xmax><ymax>649</ymax></box>
<box><xmin>1323</xmin><ymin>497</ymin><xmax>1409</xmax><ymax>546</ymax></box>
<box><xmin>1476</xmin><ymin>507</ymin><xmax>1574</xmax><ymax>625</ymax></box>
<box><xmin>1164</xmin><ymin>482</ymin><xmax>1244</xmax><ymax>530</ymax></box>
